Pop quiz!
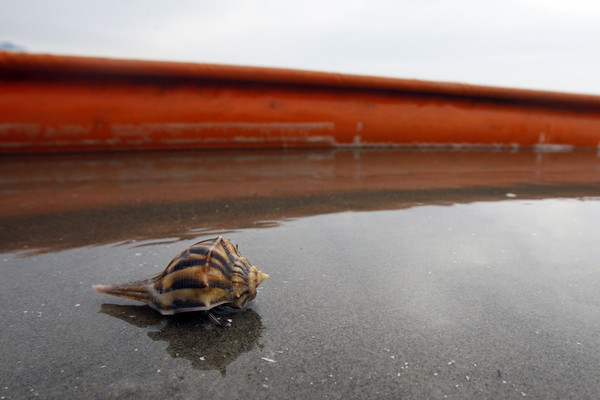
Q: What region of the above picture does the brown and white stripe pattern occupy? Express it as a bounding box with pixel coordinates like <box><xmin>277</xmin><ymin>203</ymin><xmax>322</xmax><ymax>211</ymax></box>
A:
<box><xmin>93</xmin><ymin>237</ymin><xmax>268</xmax><ymax>315</ymax></box>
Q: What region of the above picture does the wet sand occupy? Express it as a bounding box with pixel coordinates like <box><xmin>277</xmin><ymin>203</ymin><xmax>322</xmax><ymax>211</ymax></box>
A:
<box><xmin>1</xmin><ymin>149</ymin><xmax>600</xmax><ymax>399</ymax></box>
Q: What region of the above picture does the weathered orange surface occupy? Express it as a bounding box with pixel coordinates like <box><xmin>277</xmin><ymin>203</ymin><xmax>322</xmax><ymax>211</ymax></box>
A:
<box><xmin>1</xmin><ymin>52</ymin><xmax>600</xmax><ymax>153</ymax></box>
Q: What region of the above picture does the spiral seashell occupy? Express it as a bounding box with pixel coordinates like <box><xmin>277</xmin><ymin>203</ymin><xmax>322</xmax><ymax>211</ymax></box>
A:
<box><xmin>93</xmin><ymin>237</ymin><xmax>268</xmax><ymax>316</ymax></box>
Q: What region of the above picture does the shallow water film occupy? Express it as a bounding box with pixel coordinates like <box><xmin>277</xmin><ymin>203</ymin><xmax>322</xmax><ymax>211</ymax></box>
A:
<box><xmin>1</xmin><ymin>149</ymin><xmax>600</xmax><ymax>399</ymax></box>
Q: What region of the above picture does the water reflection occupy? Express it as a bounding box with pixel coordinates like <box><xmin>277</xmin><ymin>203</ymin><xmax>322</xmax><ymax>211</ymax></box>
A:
<box><xmin>100</xmin><ymin>304</ymin><xmax>264</xmax><ymax>375</ymax></box>
<box><xmin>2</xmin><ymin>149</ymin><xmax>600</xmax><ymax>254</ymax></box>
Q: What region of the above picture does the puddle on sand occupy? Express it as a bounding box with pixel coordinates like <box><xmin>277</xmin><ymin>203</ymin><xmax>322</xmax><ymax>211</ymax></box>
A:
<box><xmin>2</xmin><ymin>148</ymin><xmax>600</xmax><ymax>254</ymax></box>
<box><xmin>1</xmin><ymin>149</ymin><xmax>600</xmax><ymax>399</ymax></box>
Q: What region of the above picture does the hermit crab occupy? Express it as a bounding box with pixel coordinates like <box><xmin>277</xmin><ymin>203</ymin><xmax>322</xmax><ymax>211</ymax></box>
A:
<box><xmin>93</xmin><ymin>237</ymin><xmax>268</xmax><ymax>323</ymax></box>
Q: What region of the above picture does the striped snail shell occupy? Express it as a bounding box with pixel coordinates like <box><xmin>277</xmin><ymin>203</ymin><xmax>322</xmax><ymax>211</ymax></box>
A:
<box><xmin>93</xmin><ymin>237</ymin><xmax>268</xmax><ymax>316</ymax></box>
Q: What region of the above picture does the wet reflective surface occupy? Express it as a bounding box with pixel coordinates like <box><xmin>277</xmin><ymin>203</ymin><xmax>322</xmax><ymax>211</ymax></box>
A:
<box><xmin>1</xmin><ymin>149</ymin><xmax>600</xmax><ymax>398</ymax></box>
<box><xmin>2</xmin><ymin>149</ymin><xmax>600</xmax><ymax>254</ymax></box>
<box><xmin>100</xmin><ymin>304</ymin><xmax>264</xmax><ymax>376</ymax></box>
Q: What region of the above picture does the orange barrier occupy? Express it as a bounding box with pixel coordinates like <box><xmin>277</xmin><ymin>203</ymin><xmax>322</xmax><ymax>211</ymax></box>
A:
<box><xmin>1</xmin><ymin>52</ymin><xmax>600</xmax><ymax>153</ymax></box>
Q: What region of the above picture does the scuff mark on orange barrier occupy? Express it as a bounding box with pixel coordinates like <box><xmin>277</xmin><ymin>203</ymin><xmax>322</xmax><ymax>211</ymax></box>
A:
<box><xmin>1</xmin><ymin>52</ymin><xmax>600</xmax><ymax>153</ymax></box>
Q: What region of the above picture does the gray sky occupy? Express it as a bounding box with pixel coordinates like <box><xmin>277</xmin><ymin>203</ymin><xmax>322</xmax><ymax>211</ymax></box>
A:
<box><xmin>2</xmin><ymin>0</ymin><xmax>600</xmax><ymax>94</ymax></box>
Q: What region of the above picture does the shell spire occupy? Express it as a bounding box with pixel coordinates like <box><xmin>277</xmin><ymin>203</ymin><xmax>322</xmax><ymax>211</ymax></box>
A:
<box><xmin>92</xmin><ymin>275</ymin><xmax>160</xmax><ymax>305</ymax></box>
<box><xmin>93</xmin><ymin>237</ymin><xmax>268</xmax><ymax>316</ymax></box>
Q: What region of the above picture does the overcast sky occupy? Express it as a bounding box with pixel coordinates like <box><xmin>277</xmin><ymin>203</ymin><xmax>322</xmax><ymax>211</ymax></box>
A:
<box><xmin>2</xmin><ymin>0</ymin><xmax>600</xmax><ymax>94</ymax></box>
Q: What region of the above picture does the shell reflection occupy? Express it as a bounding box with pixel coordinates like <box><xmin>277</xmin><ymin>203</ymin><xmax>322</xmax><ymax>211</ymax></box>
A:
<box><xmin>100</xmin><ymin>304</ymin><xmax>263</xmax><ymax>375</ymax></box>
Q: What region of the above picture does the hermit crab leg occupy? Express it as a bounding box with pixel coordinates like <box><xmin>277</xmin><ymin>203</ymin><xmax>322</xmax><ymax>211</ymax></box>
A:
<box><xmin>206</xmin><ymin>311</ymin><xmax>222</xmax><ymax>326</ymax></box>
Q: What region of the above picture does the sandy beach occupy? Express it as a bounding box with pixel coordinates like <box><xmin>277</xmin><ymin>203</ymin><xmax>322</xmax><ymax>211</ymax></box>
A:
<box><xmin>2</xmin><ymin>149</ymin><xmax>600</xmax><ymax>399</ymax></box>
